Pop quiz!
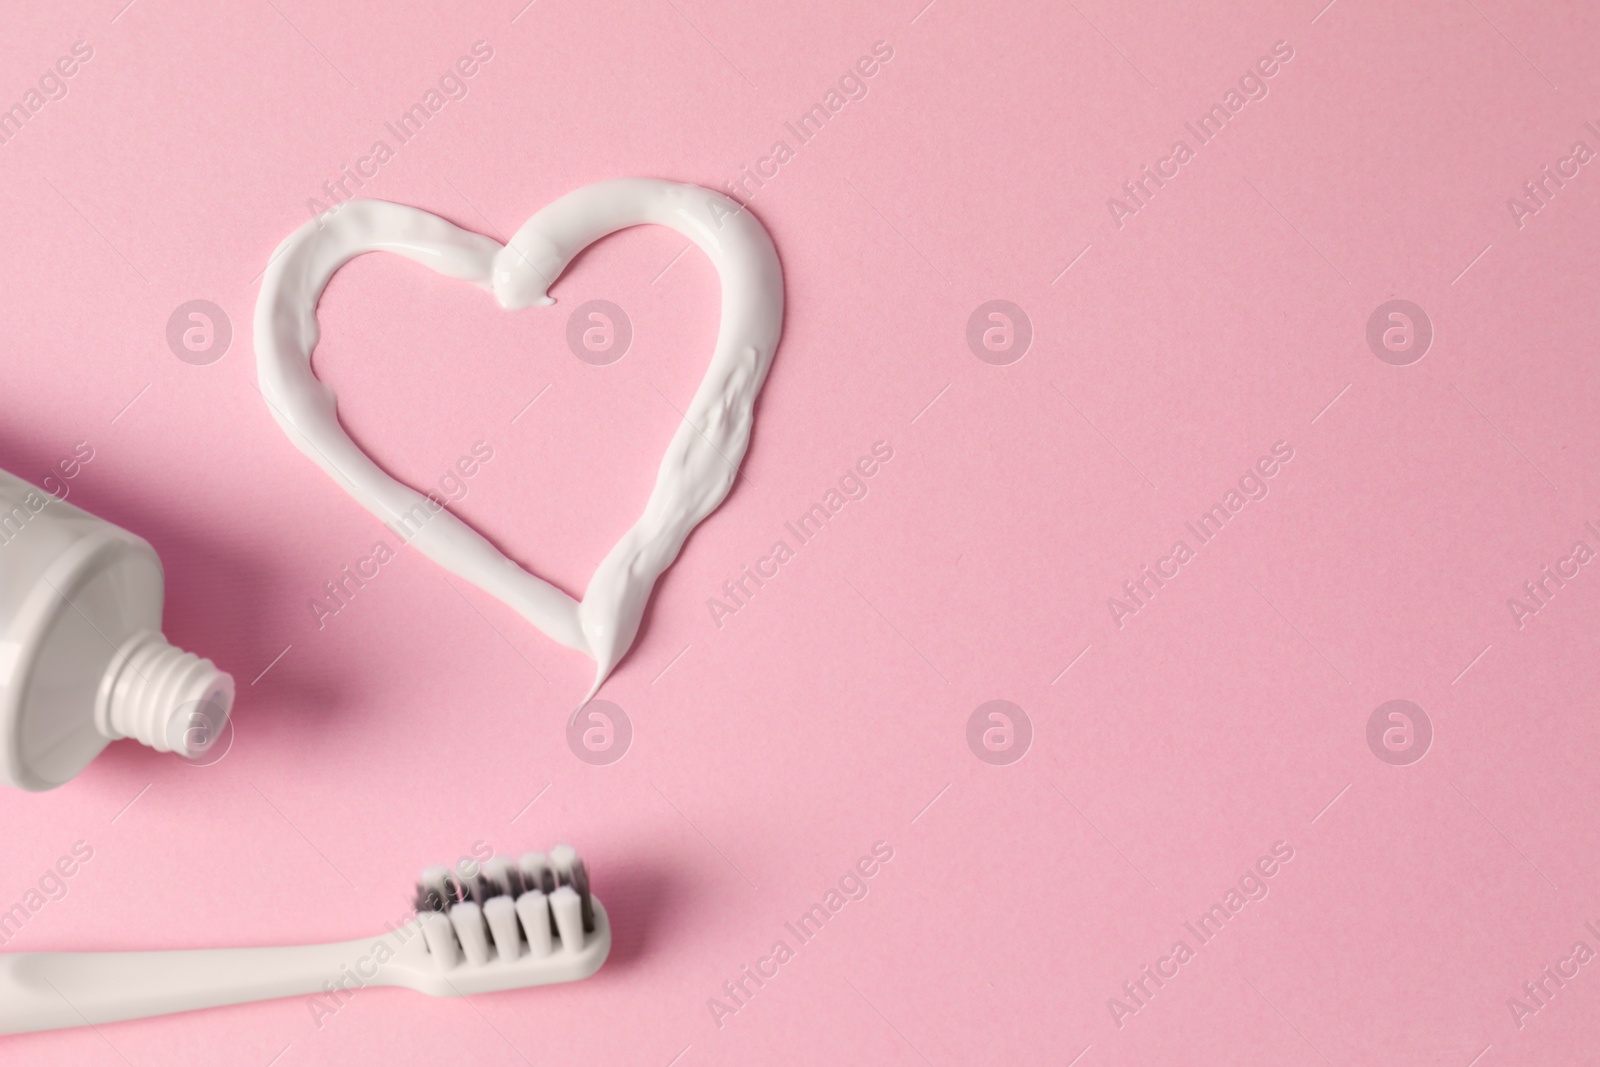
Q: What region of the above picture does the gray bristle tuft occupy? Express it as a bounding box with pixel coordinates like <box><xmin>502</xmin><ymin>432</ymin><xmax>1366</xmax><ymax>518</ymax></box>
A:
<box><xmin>570</xmin><ymin>857</ymin><xmax>594</xmax><ymax>933</ymax></box>
<box><xmin>421</xmin><ymin>848</ymin><xmax>595</xmax><ymax>934</ymax></box>
<box><xmin>414</xmin><ymin>882</ymin><xmax>445</xmax><ymax>913</ymax></box>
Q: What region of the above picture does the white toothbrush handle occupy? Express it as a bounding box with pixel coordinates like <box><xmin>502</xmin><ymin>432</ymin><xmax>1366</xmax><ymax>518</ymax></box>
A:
<box><xmin>0</xmin><ymin>936</ymin><xmax>377</xmax><ymax>1035</ymax></box>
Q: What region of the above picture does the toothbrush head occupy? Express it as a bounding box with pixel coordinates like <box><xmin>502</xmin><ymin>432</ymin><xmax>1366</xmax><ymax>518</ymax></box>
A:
<box><xmin>391</xmin><ymin>845</ymin><xmax>610</xmax><ymax>996</ymax></box>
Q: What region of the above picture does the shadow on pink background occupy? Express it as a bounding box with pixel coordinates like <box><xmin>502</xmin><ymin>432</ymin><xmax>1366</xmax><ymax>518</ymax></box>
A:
<box><xmin>3</xmin><ymin>0</ymin><xmax>1600</xmax><ymax>1063</ymax></box>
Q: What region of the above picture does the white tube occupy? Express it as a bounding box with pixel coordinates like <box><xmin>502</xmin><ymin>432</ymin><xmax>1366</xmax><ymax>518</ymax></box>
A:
<box><xmin>0</xmin><ymin>468</ymin><xmax>234</xmax><ymax>790</ymax></box>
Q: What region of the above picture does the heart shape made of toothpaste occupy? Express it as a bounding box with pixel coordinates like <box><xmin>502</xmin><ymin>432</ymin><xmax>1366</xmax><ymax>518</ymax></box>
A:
<box><xmin>254</xmin><ymin>179</ymin><xmax>783</xmax><ymax>696</ymax></box>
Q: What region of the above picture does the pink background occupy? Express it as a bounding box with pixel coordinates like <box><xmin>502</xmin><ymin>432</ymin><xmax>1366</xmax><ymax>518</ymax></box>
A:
<box><xmin>4</xmin><ymin>0</ymin><xmax>1600</xmax><ymax>1063</ymax></box>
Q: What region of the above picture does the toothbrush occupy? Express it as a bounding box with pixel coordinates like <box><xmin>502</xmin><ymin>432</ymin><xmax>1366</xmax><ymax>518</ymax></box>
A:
<box><xmin>0</xmin><ymin>845</ymin><xmax>609</xmax><ymax>1035</ymax></box>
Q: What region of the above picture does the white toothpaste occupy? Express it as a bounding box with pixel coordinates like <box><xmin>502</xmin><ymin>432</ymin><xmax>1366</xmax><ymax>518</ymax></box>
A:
<box><xmin>255</xmin><ymin>179</ymin><xmax>784</xmax><ymax>696</ymax></box>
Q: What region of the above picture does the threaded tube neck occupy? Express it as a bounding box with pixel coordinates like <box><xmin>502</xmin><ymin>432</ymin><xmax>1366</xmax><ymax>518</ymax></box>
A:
<box><xmin>95</xmin><ymin>629</ymin><xmax>235</xmax><ymax>757</ymax></box>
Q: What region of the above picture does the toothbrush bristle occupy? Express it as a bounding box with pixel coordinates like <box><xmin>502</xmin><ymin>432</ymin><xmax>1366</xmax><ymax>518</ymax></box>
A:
<box><xmin>484</xmin><ymin>856</ymin><xmax>514</xmax><ymax>896</ymax></box>
<box><xmin>569</xmin><ymin>858</ymin><xmax>595</xmax><ymax>934</ymax></box>
<box><xmin>417</xmin><ymin>847</ymin><xmax>594</xmax><ymax>969</ymax></box>
<box><xmin>414</xmin><ymin>882</ymin><xmax>446</xmax><ymax>913</ymax></box>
